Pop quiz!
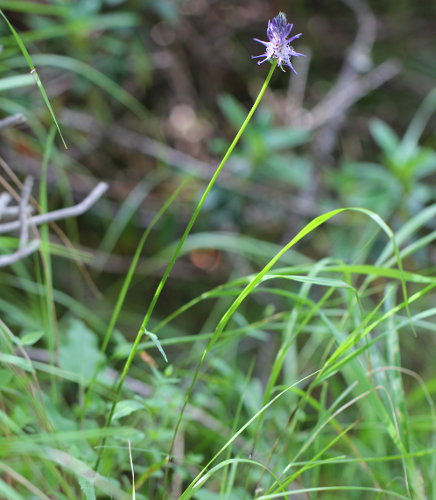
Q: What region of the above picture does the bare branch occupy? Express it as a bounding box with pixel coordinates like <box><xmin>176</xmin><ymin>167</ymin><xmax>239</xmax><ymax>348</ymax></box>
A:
<box><xmin>0</xmin><ymin>192</ymin><xmax>12</xmax><ymax>220</ymax></box>
<box><xmin>0</xmin><ymin>176</ymin><xmax>40</xmax><ymax>267</ymax></box>
<box><xmin>0</xmin><ymin>205</ymin><xmax>35</xmax><ymax>218</ymax></box>
<box><xmin>286</xmin><ymin>46</ymin><xmax>311</xmax><ymax>124</ymax></box>
<box><xmin>0</xmin><ymin>239</ymin><xmax>40</xmax><ymax>267</ymax></box>
<box><xmin>0</xmin><ymin>176</ymin><xmax>107</xmax><ymax>267</ymax></box>
<box><xmin>0</xmin><ymin>182</ymin><xmax>108</xmax><ymax>234</ymax></box>
<box><xmin>61</xmin><ymin>110</ymin><xmax>325</xmax><ymax>220</ymax></box>
<box><xmin>340</xmin><ymin>0</ymin><xmax>377</xmax><ymax>77</ymax></box>
<box><xmin>19</xmin><ymin>176</ymin><xmax>33</xmax><ymax>249</ymax></box>
<box><xmin>0</xmin><ymin>113</ymin><xmax>26</xmax><ymax>130</ymax></box>
<box><xmin>307</xmin><ymin>59</ymin><xmax>401</xmax><ymax>130</ymax></box>
<box><xmin>292</xmin><ymin>0</ymin><xmax>399</xmax><ymax>163</ymax></box>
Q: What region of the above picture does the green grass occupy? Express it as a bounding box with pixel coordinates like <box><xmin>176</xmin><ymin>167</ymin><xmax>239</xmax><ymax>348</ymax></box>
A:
<box><xmin>0</xmin><ymin>4</ymin><xmax>435</xmax><ymax>500</ymax></box>
<box><xmin>2</xmin><ymin>175</ymin><xmax>434</xmax><ymax>498</ymax></box>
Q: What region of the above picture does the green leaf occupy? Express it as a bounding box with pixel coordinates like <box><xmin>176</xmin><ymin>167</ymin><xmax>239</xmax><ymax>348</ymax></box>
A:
<box><xmin>0</xmin><ymin>353</ymin><xmax>35</xmax><ymax>373</ymax></box>
<box><xmin>20</xmin><ymin>331</ymin><xmax>44</xmax><ymax>346</ymax></box>
<box><xmin>0</xmin><ymin>369</ymin><xmax>13</xmax><ymax>386</ymax></box>
<box><xmin>265</xmin><ymin>154</ymin><xmax>312</xmax><ymax>188</ymax></box>
<box><xmin>0</xmin><ymin>10</ymin><xmax>67</xmax><ymax>148</ymax></box>
<box><xmin>0</xmin><ymin>480</ymin><xmax>23</xmax><ymax>500</ymax></box>
<box><xmin>112</xmin><ymin>399</ymin><xmax>144</xmax><ymax>421</ymax></box>
<box><xmin>0</xmin><ymin>1</ymin><xmax>69</xmax><ymax>16</ymax></box>
<box><xmin>144</xmin><ymin>329</ymin><xmax>168</xmax><ymax>363</ymax></box>
<box><xmin>78</xmin><ymin>476</ymin><xmax>96</xmax><ymax>500</ymax></box>
<box><xmin>265</xmin><ymin>273</ymin><xmax>354</xmax><ymax>289</ymax></box>
<box><xmin>58</xmin><ymin>319</ymin><xmax>104</xmax><ymax>385</ymax></box>
<box><xmin>0</xmin><ymin>73</ymin><xmax>34</xmax><ymax>91</ymax></box>
<box><xmin>263</xmin><ymin>127</ymin><xmax>310</xmax><ymax>150</ymax></box>
<box><xmin>218</xmin><ymin>94</ymin><xmax>246</xmax><ymax>129</ymax></box>
<box><xmin>369</xmin><ymin>118</ymin><xmax>399</xmax><ymax>156</ymax></box>
<box><xmin>9</xmin><ymin>53</ymin><xmax>148</xmax><ymax>122</ymax></box>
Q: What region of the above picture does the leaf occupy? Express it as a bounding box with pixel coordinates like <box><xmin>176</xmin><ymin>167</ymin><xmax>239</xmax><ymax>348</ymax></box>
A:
<box><xmin>58</xmin><ymin>319</ymin><xmax>104</xmax><ymax>385</ymax></box>
<box><xmin>18</xmin><ymin>54</ymin><xmax>148</xmax><ymax>122</ymax></box>
<box><xmin>0</xmin><ymin>10</ymin><xmax>67</xmax><ymax>148</ymax></box>
<box><xmin>78</xmin><ymin>476</ymin><xmax>96</xmax><ymax>500</ymax></box>
<box><xmin>0</xmin><ymin>353</ymin><xmax>35</xmax><ymax>373</ymax></box>
<box><xmin>0</xmin><ymin>369</ymin><xmax>13</xmax><ymax>386</ymax></box>
<box><xmin>265</xmin><ymin>154</ymin><xmax>312</xmax><ymax>188</ymax></box>
<box><xmin>143</xmin><ymin>329</ymin><xmax>168</xmax><ymax>363</ymax></box>
<box><xmin>0</xmin><ymin>1</ymin><xmax>69</xmax><ymax>16</ymax></box>
<box><xmin>20</xmin><ymin>331</ymin><xmax>44</xmax><ymax>346</ymax></box>
<box><xmin>0</xmin><ymin>74</ymin><xmax>34</xmax><ymax>91</ymax></box>
<box><xmin>369</xmin><ymin>118</ymin><xmax>399</xmax><ymax>156</ymax></box>
<box><xmin>265</xmin><ymin>273</ymin><xmax>354</xmax><ymax>289</ymax></box>
<box><xmin>263</xmin><ymin>127</ymin><xmax>310</xmax><ymax>150</ymax></box>
<box><xmin>0</xmin><ymin>480</ymin><xmax>23</xmax><ymax>500</ymax></box>
<box><xmin>112</xmin><ymin>399</ymin><xmax>144</xmax><ymax>421</ymax></box>
<box><xmin>218</xmin><ymin>94</ymin><xmax>246</xmax><ymax>129</ymax></box>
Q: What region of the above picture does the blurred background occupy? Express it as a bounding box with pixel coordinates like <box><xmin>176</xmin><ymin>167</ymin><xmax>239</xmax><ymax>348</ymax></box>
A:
<box><xmin>0</xmin><ymin>0</ymin><xmax>435</xmax><ymax>365</ymax></box>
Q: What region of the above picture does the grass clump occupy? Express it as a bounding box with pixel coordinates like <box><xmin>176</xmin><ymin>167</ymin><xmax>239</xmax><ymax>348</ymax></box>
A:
<box><xmin>0</xmin><ymin>4</ymin><xmax>435</xmax><ymax>500</ymax></box>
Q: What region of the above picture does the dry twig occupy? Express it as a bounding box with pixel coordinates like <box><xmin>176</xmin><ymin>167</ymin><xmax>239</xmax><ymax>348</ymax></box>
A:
<box><xmin>0</xmin><ymin>113</ymin><xmax>26</xmax><ymax>130</ymax></box>
<box><xmin>0</xmin><ymin>173</ymin><xmax>108</xmax><ymax>267</ymax></box>
<box><xmin>0</xmin><ymin>181</ymin><xmax>108</xmax><ymax>235</ymax></box>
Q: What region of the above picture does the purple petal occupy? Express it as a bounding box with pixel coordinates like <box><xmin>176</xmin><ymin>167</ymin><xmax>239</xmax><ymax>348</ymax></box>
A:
<box><xmin>283</xmin><ymin>23</ymin><xmax>293</xmax><ymax>38</ymax></box>
<box><xmin>257</xmin><ymin>57</ymin><xmax>270</xmax><ymax>65</ymax></box>
<box><xmin>253</xmin><ymin>38</ymin><xmax>269</xmax><ymax>46</ymax></box>
<box><xmin>288</xmin><ymin>33</ymin><xmax>302</xmax><ymax>42</ymax></box>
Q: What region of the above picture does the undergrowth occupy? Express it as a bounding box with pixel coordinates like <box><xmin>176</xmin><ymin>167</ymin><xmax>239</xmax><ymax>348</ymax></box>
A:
<box><xmin>0</xmin><ymin>3</ymin><xmax>435</xmax><ymax>500</ymax></box>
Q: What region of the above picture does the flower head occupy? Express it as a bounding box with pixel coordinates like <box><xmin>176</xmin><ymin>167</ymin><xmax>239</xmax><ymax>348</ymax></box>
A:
<box><xmin>253</xmin><ymin>12</ymin><xmax>303</xmax><ymax>73</ymax></box>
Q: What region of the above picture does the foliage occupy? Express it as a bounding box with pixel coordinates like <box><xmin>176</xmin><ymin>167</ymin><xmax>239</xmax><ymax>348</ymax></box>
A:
<box><xmin>0</xmin><ymin>1</ymin><xmax>435</xmax><ymax>499</ymax></box>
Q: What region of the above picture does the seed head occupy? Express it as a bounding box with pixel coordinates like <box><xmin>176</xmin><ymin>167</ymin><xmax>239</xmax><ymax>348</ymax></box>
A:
<box><xmin>253</xmin><ymin>12</ymin><xmax>304</xmax><ymax>73</ymax></box>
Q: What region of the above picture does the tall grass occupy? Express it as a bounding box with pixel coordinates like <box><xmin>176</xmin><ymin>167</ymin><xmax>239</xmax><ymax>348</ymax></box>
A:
<box><xmin>0</xmin><ymin>6</ymin><xmax>435</xmax><ymax>500</ymax></box>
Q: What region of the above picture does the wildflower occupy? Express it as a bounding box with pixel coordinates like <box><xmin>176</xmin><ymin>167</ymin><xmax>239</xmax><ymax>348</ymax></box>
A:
<box><xmin>253</xmin><ymin>12</ymin><xmax>304</xmax><ymax>73</ymax></box>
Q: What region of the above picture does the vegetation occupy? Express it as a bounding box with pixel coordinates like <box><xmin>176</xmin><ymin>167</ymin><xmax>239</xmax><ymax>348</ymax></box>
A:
<box><xmin>0</xmin><ymin>1</ymin><xmax>435</xmax><ymax>499</ymax></box>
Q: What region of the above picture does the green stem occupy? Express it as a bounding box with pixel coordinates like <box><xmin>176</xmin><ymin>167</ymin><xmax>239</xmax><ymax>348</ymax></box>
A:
<box><xmin>95</xmin><ymin>61</ymin><xmax>277</xmax><ymax>472</ymax></box>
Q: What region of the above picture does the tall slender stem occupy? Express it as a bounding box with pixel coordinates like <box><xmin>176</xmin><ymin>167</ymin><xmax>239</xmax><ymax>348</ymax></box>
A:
<box><xmin>95</xmin><ymin>61</ymin><xmax>277</xmax><ymax>472</ymax></box>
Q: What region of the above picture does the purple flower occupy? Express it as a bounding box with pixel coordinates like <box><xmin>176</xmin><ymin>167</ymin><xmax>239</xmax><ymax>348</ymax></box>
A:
<box><xmin>253</xmin><ymin>12</ymin><xmax>304</xmax><ymax>73</ymax></box>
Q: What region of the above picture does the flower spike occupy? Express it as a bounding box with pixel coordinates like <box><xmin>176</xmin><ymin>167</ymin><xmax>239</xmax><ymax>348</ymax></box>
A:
<box><xmin>253</xmin><ymin>12</ymin><xmax>304</xmax><ymax>73</ymax></box>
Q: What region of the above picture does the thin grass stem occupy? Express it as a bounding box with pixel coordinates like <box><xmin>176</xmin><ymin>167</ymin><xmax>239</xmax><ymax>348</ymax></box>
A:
<box><xmin>95</xmin><ymin>61</ymin><xmax>278</xmax><ymax>472</ymax></box>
